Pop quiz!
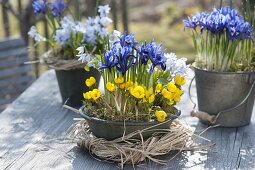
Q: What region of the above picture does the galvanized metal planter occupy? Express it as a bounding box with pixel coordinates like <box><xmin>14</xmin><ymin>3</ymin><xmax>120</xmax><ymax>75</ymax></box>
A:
<box><xmin>194</xmin><ymin>67</ymin><xmax>255</xmax><ymax>127</ymax></box>
<box><xmin>79</xmin><ymin>107</ymin><xmax>181</xmax><ymax>140</ymax></box>
<box><xmin>55</xmin><ymin>67</ymin><xmax>100</xmax><ymax>108</ymax></box>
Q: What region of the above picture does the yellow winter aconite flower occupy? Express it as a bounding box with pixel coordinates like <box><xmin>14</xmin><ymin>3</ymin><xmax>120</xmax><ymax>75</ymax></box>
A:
<box><xmin>168</xmin><ymin>100</ymin><xmax>174</xmax><ymax>106</ymax></box>
<box><xmin>106</xmin><ymin>82</ymin><xmax>116</xmax><ymax>92</ymax></box>
<box><xmin>83</xmin><ymin>91</ymin><xmax>92</xmax><ymax>100</ymax></box>
<box><xmin>148</xmin><ymin>94</ymin><xmax>155</xmax><ymax>103</ymax></box>
<box><xmin>155</xmin><ymin>83</ymin><xmax>163</xmax><ymax>93</ymax></box>
<box><xmin>167</xmin><ymin>83</ymin><xmax>177</xmax><ymax>92</ymax></box>
<box><xmin>131</xmin><ymin>86</ymin><xmax>145</xmax><ymax>99</ymax></box>
<box><xmin>91</xmin><ymin>89</ymin><xmax>101</xmax><ymax>100</ymax></box>
<box><xmin>162</xmin><ymin>88</ymin><xmax>173</xmax><ymax>100</ymax></box>
<box><xmin>173</xmin><ymin>88</ymin><xmax>183</xmax><ymax>102</ymax></box>
<box><xmin>114</xmin><ymin>77</ymin><xmax>124</xmax><ymax>84</ymax></box>
<box><xmin>119</xmin><ymin>83</ymin><xmax>126</xmax><ymax>89</ymax></box>
<box><xmin>145</xmin><ymin>88</ymin><xmax>153</xmax><ymax>98</ymax></box>
<box><xmin>125</xmin><ymin>81</ymin><xmax>133</xmax><ymax>90</ymax></box>
<box><xmin>85</xmin><ymin>77</ymin><xmax>96</xmax><ymax>87</ymax></box>
<box><xmin>174</xmin><ymin>76</ymin><xmax>186</xmax><ymax>86</ymax></box>
<box><xmin>155</xmin><ymin>110</ymin><xmax>167</xmax><ymax>122</ymax></box>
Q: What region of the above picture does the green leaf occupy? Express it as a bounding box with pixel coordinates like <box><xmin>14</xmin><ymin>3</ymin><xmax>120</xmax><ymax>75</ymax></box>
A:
<box><xmin>95</xmin><ymin>54</ymin><xmax>101</xmax><ymax>59</ymax></box>
<box><xmin>84</xmin><ymin>66</ymin><xmax>90</xmax><ymax>71</ymax></box>
<box><xmin>158</xmin><ymin>78</ymin><xmax>168</xmax><ymax>85</ymax></box>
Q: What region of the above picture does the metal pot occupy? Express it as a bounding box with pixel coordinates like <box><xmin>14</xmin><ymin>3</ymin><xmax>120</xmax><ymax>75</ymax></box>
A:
<box><xmin>194</xmin><ymin>67</ymin><xmax>255</xmax><ymax>127</ymax></box>
<box><xmin>55</xmin><ymin>67</ymin><xmax>100</xmax><ymax>108</ymax></box>
<box><xmin>79</xmin><ymin>107</ymin><xmax>181</xmax><ymax>141</ymax></box>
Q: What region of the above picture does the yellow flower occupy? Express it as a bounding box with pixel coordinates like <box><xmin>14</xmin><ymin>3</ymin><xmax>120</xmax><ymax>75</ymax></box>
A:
<box><xmin>131</xmin><ymin>86</ymin><xmax>145</xmax><ymax>99</ymax></box>
<box><xmin>145</xmin><ymin>88</ymin><xmax>153</xmax><ymax>98</ymax></box>
<box><xmin>174</xmin><ymin>76</ymin><xmax>186</xmax><ymax>86</ymax></box>
<box><xmin>162</xmin><ymin>88</ymin><xmax>173</xmax><ymax>100</ymax></box>
<box><xmin>91</xmin><ymin>89</ymin><xmax>101</xmax><ymax>100</ymax></box>
<box><xmin>119</xmin><ymin>83</ymin><xmax>126</xmax><ymax>89</ymax></box>
<box><xmin>168</xmin><ymin>100</ymin><xmax>174</xmax><ymax>106</ymax></box>
<box><xmin>148</xmin><ymin>94</ymin><xmax>155</xmax><ymax>103</ymax></box>
<box><xmin>85</xmin><ymin>77</ymin><xmax>96</xmax><ymax>87</ymax></box>
<box><xmin>83</xmin><ymin>91</ymin><xmax>92</xmax><ymax>100</ymax></box>
<box><xmin>106</xmin><ymin>82</ymin><xmax>116</xmax><ymax>92</ymax></box>
<box><xmin>167</xmin><ymin>83</ymin><xmax>177</xmax><ymax>92</ymax></box>
<box><xmin>155</xmin><ymin>83</ymin><xmax>163</xmax><ymax>93</ymax></box>
<box><xmin>155</xmin><ymin>110</ymin><xmax>167</xmax><ymax>122</ymax></box>
<box><xmin>173</xmin><ymin>88</ymin><xmax>183</xmax><ymax>102</ymax></box>
<box><xmin>125</xmin><ymin>81</ymin><xmax>133</xmax><ymax>90</ymax></box>
<box><xmin>114</xmin><ymin>77</ymin><xmax>124</xmax><ymax>84</ymax></box>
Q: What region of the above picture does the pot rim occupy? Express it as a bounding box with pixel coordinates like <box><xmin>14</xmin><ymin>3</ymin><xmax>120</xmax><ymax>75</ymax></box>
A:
<box><xmin>79</xmin><ymin>106</ymin><xmax>181</xmax><ymax>126</ymax></box>
<box><xmin>193</xmin><ymin>66</ymin><xmax>255</xmax><ymax>75</ymax></box>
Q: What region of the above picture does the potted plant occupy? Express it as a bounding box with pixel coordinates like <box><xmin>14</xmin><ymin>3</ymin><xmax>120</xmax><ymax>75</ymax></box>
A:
<box><xmin>77</xmin><ymin>32</ymin><xmax>189</xmax><ymax>140</ymax></box>
<box><xmin>28</xmin><ymin>0</ymin><xmax>112</xmax><ymax>107</ymax></box>
<box><xmin>183</xmin><ymin>6</ymin><xmax>255</xmax><ymax>127</ymax></box>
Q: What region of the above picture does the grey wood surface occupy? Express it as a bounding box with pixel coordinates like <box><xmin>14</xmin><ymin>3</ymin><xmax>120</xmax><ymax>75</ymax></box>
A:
<box><xmin>0</xmin><ymin>38</ymin><xmax>34</xmax><ymax>112</ymax></box>
<box><xmin>0</xmin><ymin>70</ymin><xmax>254</xmax><ymax>170</ymax></box>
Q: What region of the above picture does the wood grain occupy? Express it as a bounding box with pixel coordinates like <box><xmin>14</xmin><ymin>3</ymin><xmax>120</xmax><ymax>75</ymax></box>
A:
<box><xmin>0</xmin><ymin>70</ymin><xmax>254</xmax><ymax>170</ymax></box>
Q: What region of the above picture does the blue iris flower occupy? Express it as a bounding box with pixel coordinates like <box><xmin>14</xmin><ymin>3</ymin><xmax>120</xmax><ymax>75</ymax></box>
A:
<box><xmin>115</xmin><ymin>32</ymin><xmax>139</xmax><ymax>50</ymax></box>
<box><xmin>32</xmin><ymin>0</ymin><xmax>47</xmax><ymax>15</ymax></box>
<box><xmin>100</xmin><ymin>50</ymin><xmax>118</xmax><ymax>70</ymax></box>
<box><xmin>51</xmin><ymin>0</ymin><xmax>66</xmax><ymax>17</ymax></box>
<box><xmin>101</xmin><ymin>33</ymin><xmax>138</xmax><ymax>74</ymax></box>
<box><xmin>115</xmin><ymin>46</ymin><xmax>137</xmax><ymax>74</ymax></box>
<box><xmin>139</xmin><ymin>41</ymin><xmax>166</xmax><ymax>73</ymax></box>
<box><xmin>183</xmin><ymin>6</ymin><xmax>253</xmax><ymax>41</ymax></box>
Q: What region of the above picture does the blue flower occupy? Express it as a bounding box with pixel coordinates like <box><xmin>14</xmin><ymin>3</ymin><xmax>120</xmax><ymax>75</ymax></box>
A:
<box><xmin>115</xmin><ymin>32</ymin><xmax>139</xmax><ymax>50</ymax></box>
<box><xmin>100</xmin><ymin>50</ymin><xmax>118</xmax><ymax>70</ymax></box>
<box><xmin>32</xmin><ymin>0</ymin><xmax>47</xmax><ymax>15</ymax></box>
<box><xmin>51</xmin><ymin>0</ymin><xmax>66</xmax><ymax>18</ymax></box>
<box><xmin>183</xmin><ymin>6</ymin><xmax>254</xmax><ymax>41</ymax></box>
<box><xmin>115</xmin><ymin>46</ymin><xmax>137</xmax><ymax>74</ymax></box>
<box><xmin>139</xmin><ymin>41</ymin><xmax>166</xmax><ymax>73</ymax></box>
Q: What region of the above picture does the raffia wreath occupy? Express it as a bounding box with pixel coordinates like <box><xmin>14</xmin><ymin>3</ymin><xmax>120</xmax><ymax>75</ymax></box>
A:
<box><xmin>66</xmin><ymin>114</ymin><xmax>214</xmax><ymax>169</ymax></box>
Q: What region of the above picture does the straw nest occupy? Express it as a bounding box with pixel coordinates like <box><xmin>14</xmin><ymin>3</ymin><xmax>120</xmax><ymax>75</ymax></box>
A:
<box><xmin>67</xmin><ymin>119</ymin><xmax>213</xmax><ymax>168</ymax></box>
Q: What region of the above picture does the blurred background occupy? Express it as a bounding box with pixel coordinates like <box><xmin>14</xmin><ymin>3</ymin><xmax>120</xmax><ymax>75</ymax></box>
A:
<box><xmin>0</xmin><ymin>0</ymin><xmax>244</xmax><ymax>77</ymax></box>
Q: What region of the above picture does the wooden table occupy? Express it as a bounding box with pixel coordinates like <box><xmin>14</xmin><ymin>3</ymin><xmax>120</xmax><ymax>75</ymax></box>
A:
<box><xmin>0</xmin><ymin>70</ymin><xmax>254</xmax><ymax>170</ymax></box>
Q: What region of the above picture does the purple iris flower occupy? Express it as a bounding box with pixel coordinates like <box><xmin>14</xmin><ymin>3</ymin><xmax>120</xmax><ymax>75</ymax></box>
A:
<box><xmin>115</xmin><ymin>46</ymin><xmax>137</xmax><ymax>74</ymax></box>
<box><xmin>32</xmin><ymin>0</ymin><xmax>47</xmax><ymax>15</ymax></box>
<box><xmin>183</xmin><ymin>6</ymin><xmax>253</xmax><ymax>41</ymax></box>
<box><xmin>139</xmin><ymin>41</ymin><xmax>166</xmax><ymax>73</ymax></box>
<box><xmin>51</xmin><ymin>0</ymin><xmax>66</xmax><ymax>17</ymax></box>
<box><xmin>100</xmin><ymin>50</ymin><xmax>118</xmax><ymax>70</ymax></box>
<box><xmin>114</xmin><ymin>32</ymin><xmax>139</xmax><ymax>50</ymax></box>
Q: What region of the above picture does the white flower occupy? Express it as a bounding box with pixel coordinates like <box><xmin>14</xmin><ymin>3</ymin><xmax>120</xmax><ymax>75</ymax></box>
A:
<box><xmin>98</xmin><ymin>28</ymin><xmax>108</xmax><ymax>37</ymax></box>
<box><xmin>98</xmin><ymin>5</ymin><xmax>111</xmax><ymax>17</ymax></box>
<box><xmin>165</xmin><ymin>53</ymin><xmax>177</xmax><ymax>69</ymax></box>
<box><xmin>99</xmin><ymin>17</ymin><xmax>112</xmax><ymax>27</ymax></box>
<box><xmin>165</xmin><ymin>53</ymin><xmax>189</xmax><ymax>77</ymax></box>
<box><xmin>75</xmin><ymin>22</ymin><xmax>86</xmax><ymax>34</ymax></box>
<box><xmin>54</xmin><ymin>28</ymin><xmax>70</xmax><ymax>46</ymax></box>
<box><xmin>28</xmin><ymin>26</ymin><xmax>46</xmax><ymax>42</ymax></box>
<box><xmin>77</xmin><ymin>53</ymin><xmax>92</xmax><ymax>63</ymax></box>
<box><xmin>110</xmin><ymin>30</ymin><xmax>121</xmax><ymax>45</ymax></box>
<box><xmin>60</xmin><ymin>16</ymin><xmax>76</xmax><ymax>32</ymax></box>
<box><xmin>76</xmin><ymin>46</ymin><xmax>85</xmax><ymax>54</ymax></box>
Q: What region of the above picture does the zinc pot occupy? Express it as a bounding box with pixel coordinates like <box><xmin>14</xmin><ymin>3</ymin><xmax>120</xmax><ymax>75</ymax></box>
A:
<box><xmin>79</xmin><ymin>107</ymin><xmax>181</xmax><ymax>141</ymax></box>
<box><xmin>194</xmin><ymin>67</ymin><xmax>255</xmax><ymax>127</ymax></box>
<box><xmin>55</xmin><ymin>67</ymin><xmax>100</xmax><ymax>108</ymax></box>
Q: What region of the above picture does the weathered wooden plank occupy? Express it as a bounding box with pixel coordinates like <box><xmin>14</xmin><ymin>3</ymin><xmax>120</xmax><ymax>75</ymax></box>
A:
<box><xmin>0</xmin><ymin>65</ymin><xmax>31</xmax><ymax>79</ymax></box>
<box><xmin>0</xmin><ymin>56</ymin><xmax>28</xmax><ymax>70</ymax></box>
<box><xmin>0</xmin><ymin>47</ymin><xmax>27</xmax><ymax>59</ymax></box>
<box><xmin>0</xmin><ymin>75</ymin><xmax>32</xmax><ymax>88</ymax></box>
<box><xmin>0</xmin><ymin>38</ymin><xmax>25</xmax><ymax>51</ymax></box>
